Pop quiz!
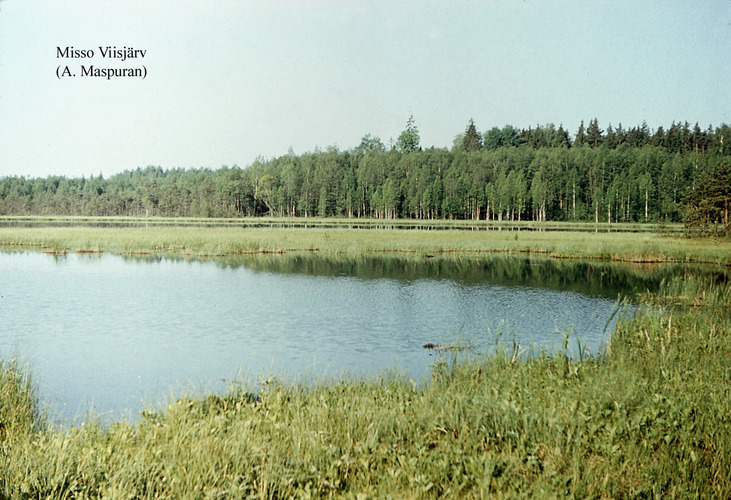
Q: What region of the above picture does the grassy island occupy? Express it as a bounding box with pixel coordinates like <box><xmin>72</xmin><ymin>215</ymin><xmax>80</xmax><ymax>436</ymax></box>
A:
<box><xmin>0</xmin><ymin>220</ymin><xmax>729</xmax><ymax>497</ymax></box>
<box><xmin>0</xmin><ymin>217</ymin><xmax>729</xmax><ymax>265</ymax></box>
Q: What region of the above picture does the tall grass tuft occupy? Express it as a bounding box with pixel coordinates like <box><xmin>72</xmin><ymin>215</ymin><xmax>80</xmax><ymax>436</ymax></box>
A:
<box><xmin>0</xmin><ymin>359</ymin><xmax>42</xmax><ymax>444</ymax></box>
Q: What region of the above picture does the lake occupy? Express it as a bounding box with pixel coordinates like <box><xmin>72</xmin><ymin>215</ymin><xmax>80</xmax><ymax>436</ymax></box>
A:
<box><xmin>0</xmin><ymin>251</ymin><xmax>711</xmax><ymax>423</ymax></box>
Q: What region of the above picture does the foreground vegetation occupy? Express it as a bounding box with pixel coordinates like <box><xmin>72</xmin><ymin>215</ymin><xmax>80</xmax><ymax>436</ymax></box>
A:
<box><xmin>1</xmin><ymin>275</ymin><xmax>729</xmax><ymax>497</ymax></box>
<box><xmin>1</xmin><ymin>220</ymin><xmax>730</xmax><ymax>265</ymax></box>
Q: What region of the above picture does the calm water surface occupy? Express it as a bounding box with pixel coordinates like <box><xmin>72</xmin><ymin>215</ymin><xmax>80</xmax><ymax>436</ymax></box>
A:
<box><xmin>1</xmin><ymin>251</ymin><xmax>700</xmax><ymax>423</ymax></box>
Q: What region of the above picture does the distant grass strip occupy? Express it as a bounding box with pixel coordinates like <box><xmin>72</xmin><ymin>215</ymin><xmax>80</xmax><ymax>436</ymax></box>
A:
<box><xmin>0</xmin><ymin>215</ymin><xmax>686</xmax><ymax>231</ymax></box>
<box><xmin>0</xmin><ymin>276</ymin><xmax>729</xmax><ymax>497</ymax></box>
<box><xmin>0</xmin><ymin>222</ymin><xmax>729</xmax><ymax>264</ymax></box>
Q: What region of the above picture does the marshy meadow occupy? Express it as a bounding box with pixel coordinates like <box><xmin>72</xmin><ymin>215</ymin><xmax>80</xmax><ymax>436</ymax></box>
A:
<box><xmin>0</xmin><ymin>219</ymin><xmax>729</xmax><ymax>498</ymax></box>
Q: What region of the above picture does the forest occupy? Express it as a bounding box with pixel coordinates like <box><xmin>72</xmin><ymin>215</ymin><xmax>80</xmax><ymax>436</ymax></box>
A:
<box><xmin>1</xmin><ymin>118</ymin><xmax>729</xmax><ymax>233</ymax></box>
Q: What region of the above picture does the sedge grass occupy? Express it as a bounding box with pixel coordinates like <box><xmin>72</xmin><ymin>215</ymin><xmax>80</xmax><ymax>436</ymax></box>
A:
<box><xmin>0</xmin><ymin>359</ymin><xmax>43</xmax><ymax>447</ymax></box>
<box><xmin>0</xmin><ymin>276</ymin><xmax>729</xmax><ymax>497</ymax></box>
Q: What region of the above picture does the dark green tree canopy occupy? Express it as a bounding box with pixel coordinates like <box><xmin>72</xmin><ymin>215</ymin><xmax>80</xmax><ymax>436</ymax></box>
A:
<box><xmin>483</xmin><ymin>125</ymin><xmax>524</xmax><ymax>150</ymax></box>
<box><xmin>1</xmin><ymin>118</ymin><xmax>728</xmax><ymax>229</ymax></box>
<box><xmin>483</xmin><ymin>127</ymin><xmax>502</xmax><ymax>150</ymax></box>
<box><xmin>685</xmin><ymin>159</ymin><xmax>731</xmax><ymax>236</ymax></box>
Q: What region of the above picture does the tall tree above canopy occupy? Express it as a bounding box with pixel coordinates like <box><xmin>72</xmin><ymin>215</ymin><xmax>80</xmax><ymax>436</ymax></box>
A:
<box><xmin>575</xmin><ymin>120</ymin><xmax>587</xmax><ymax>146</ymax></box>
<box><xmin>397</xmin><ymin>115</ymin><xmax>421</xmax><ymax>152</ymax></box>
<box><xmin>587</xmin><ymin>118</ymin><xmax>604</xmax><ymax>148</ymax></box>
<box><xmin>462</xmin><ymin>119</ymin><xmax>483</xmax><ymax>152</ymax></box>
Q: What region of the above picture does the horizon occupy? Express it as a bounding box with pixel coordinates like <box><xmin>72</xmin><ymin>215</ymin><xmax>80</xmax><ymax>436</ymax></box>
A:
<box><xmin>1</xmin><ymin>1</ymin><xmax>729</xmax><ymax>179</ymax></box>
<box><xmin>1</xmin><ymin>117</ymin><xmax>727</xmax><ymax>181</ymax></box>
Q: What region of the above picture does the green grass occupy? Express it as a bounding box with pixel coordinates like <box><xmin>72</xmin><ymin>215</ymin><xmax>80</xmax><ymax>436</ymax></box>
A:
<box><xmin>0</xmin><ymin>218</ymin><xmax>729</xmax><ymax>264</ymax></box>
<box><xmin>0</xmin><ymin>275</ymin><xmax>729</xmax><ymax>498</ymax></box>
<box><xmin>0</xmin><ymin>215</ymin><xmax>687</xmax><ymax>231</ymax></box>
<box><xmin>0</xmin><ymin>360</ymin><xmax>41</xmax><ymax>445</ymax></box>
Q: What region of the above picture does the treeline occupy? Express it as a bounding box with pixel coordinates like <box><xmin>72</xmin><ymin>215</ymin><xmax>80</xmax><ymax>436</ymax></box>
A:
<box><xmin>1</xmin><ymin>120</ymin><xmax>729</xmax><ymax>231</ymax></box>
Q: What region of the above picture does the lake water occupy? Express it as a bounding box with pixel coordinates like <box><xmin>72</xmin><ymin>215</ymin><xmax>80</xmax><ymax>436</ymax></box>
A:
<box><xmin>0</xmin><ymin>251</ymin><xmax>708</xmax><ymax>423</ymax></box>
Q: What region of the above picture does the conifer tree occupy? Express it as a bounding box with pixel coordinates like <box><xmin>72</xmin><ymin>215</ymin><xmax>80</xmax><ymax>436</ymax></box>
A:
<box><xmin>652</xmin><ymin>126</ymin><xmax>666</xmax><ymax>148</ymax></box>
<box><xmin>605</xmin><ymin>124</ymin><xmax>618</xmax><ymax>149</ymax></box>
<box><xmin>552</xmin><ymin>125</ymin><xmax>571</xmax><ymax>148</ymax></box>
<box><xmin>586</xmin><ymin>118</ymin><xmax>604</xmax><ymax>148</ymax></box>
<box><xmin>462</xmin><ymin>119</ymin><xmax>483</xmax><ymax>152</ymax></box>
<box><xmin>639</xmin><ymin>120</ymin><xmax>650</xmax><ymax>146</ymax></box>
<box><xmin>575</xmin><ymin>120</ymin><xmax>587</xmax><ymax>146</ymax></box>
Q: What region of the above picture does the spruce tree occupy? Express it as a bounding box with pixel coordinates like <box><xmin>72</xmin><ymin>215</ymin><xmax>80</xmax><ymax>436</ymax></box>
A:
<box><xmin>575</xmin><ymin>120</ymin><xmax>587</xmax><ymax>146</ymax></box>
<box><xmin>639</xmin><ymin>120</ymin><xmax>650</xmax><ymax>146</ymax></box>
<box><xmin>605</xmin><ymin>124</ymin><xmax>617</xmax><ymax>149</ymax></box>
<box><xmin>586</xmin><ymin>118</ymin><xmax>604</xmax><ymax>148</ymax></box>
<box><xmin>462</xmin><ymin>119</ymin><xmax>483</xmax><ymax>152</ymax></box>
<box><xmin>652</xmin><ymin>126</ymin><xmax>666</xmax><ymax>148</ymax></box>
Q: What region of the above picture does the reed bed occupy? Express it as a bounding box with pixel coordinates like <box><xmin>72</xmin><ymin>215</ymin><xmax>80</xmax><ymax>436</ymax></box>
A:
<box><xmin>0</xmin><ymin>223</ymin><xmax>729</xmax><ymax>264</ymax></box>
<box><xmin>0</xmin><ymin>276</ymin><xmax>729</xmax><ymax>497</ymax></box>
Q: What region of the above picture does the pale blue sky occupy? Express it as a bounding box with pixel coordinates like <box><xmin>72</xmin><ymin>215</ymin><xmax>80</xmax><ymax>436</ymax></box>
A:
<box><xmin>0</xmin><ymin>0</ymin><xmax>729</xmax><ymax>178</ymax></box>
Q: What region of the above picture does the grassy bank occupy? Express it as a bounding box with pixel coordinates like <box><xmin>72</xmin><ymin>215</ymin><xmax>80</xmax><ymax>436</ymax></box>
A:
<box><xmin>0</xmin><ymin>276</ymin><xmax>729</xmax><ymax>498</ymax></box>
<box><xmin>0</xmin><ymin>219</ymin><xmax>729</xmax><ymax>264</ymax></box>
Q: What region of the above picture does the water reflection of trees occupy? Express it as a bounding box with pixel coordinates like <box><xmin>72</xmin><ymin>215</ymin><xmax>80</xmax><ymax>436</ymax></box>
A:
<box><xmin>132</xmin><ymin>253</ymin><xmax>727</xmax><ymax>300</ymax></box>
